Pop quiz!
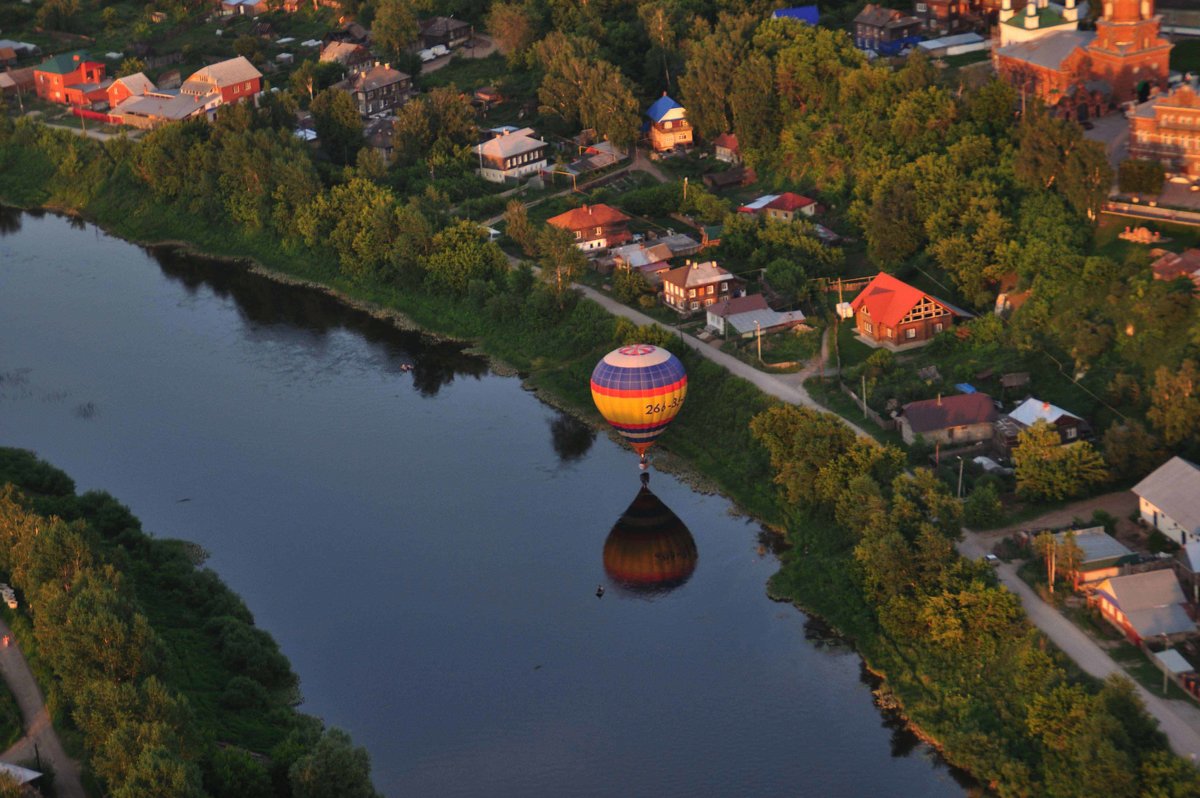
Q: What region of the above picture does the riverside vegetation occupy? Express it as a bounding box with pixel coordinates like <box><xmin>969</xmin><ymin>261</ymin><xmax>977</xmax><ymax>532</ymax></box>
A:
<box><xmin>3</xmin><ymin>14</ymin><xmax>1200</xmax><ymax>794</ymax></box>
<box><xmin>0</xmin><ymin>449</ymin><xmax>380</xmax><ymax>798</ymax></box>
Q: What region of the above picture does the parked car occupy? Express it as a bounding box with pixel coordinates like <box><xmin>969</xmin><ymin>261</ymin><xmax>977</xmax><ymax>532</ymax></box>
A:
<box><xmin>418</xmin><ymin>49</ymin><xmax>436</xmax><ymax>62</ymax></box>
<box><xmin>430</xmin><ymin>44</ymin><xmax>449</xmax><ymax>57</ymax></box>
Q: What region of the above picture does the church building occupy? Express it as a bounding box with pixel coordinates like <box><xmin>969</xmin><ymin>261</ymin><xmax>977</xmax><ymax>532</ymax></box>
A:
<box><xmin>994</xmin><ymin>0</ymin><xmax>1172</xmax><ymax>119</ymax></box>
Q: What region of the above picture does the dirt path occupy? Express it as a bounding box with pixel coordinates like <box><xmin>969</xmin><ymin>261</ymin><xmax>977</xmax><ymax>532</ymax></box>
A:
<box><xmin>982</xmin><ymin>490</ymin><xmax>1138</xmax><ymax>539</ymax></box>
<box><xmin>0</xmin><ymin>617</ymin><xmax>86</xmax><ymax>798</ymax></box>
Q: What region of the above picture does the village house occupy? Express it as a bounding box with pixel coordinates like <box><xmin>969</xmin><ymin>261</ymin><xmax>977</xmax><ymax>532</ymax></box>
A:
<box><xmin>547</xmin><ymin>204</ymin><xmax>632</xmax><ymax>254</ymax></box>
<box><xmin>849</xmin><ymin>272</ymin><xmax>964</xmax><ymax>348</ymax></box>
<box><xmin>1090</xmin><ymin>569</ymin><xmax>1195</xmax><ymax>645</ymax></box>
<box><xmin>105</xmin><ymin>72</ymin><xmax>155</xmax><ymax>108</ymax></box>
<box><xmin>474</xmin><ymin>127</ymin><xmax>548</xmax><ymax>183</ymax></box>
<box><xmin>993</xmin><ymin>396</ymin><xmax>1090</xmax><ymax>454</ymax></box>
<box><xmin>915</xmin><ymin>0</ymin><xmax>969</xmax><ymax>36</ymax></box>
<box><xmin>565</xmin><ymin>140</ymin><xmax>626</xmax><ymax>177</ymax></box>
<box><xmin>661</xmin><ymin>260</ymin><xmax>740</xmax><ymax>315</ymax></box>
<box><xmin>611</xmin><ymin>242</ymin><xmax>674</xmax><ymax>284</ymax></box>
<box><xmin>320</xmin><ymin>41</ymin><xmax>373</xmax><ymax>73</ymax></box>
<box><xmin>853</xmin><ymin>4</ymin><xmax>922</xmax><ymax>52</ymax></box>
<box><xmin>112</xmin><ymin>89</ymin><xmax>219</xmax><ymax>128</ymax></box>
<box><xmin>364</xmin><ymin>116</ymin><xmax>395</xmax><ymax>161</ymax></box>
<box><xmin>34</xmin><ymin>51</ymin><xmax>107</xmax><ymax>105</ymax></box>
<box><xmin>707</xmin><ymin>293</ymin><xmax>806</xmax><ymax>338</ymax></box>
<box><xmin>1134</xmin><ymin>456</ymin><xmax>1200</xmax><ymax>546</ymax></box>
<box><xmin>740</xmin><ymin>192</ymin><xmax>818</xmax><ymax>222</ymax></box>
<box><xmin>703</xmin><ymin>165</ymin><xmax>756</xmax><ymax>191</ymax></box>
<box><xmin>646</xmin><ymin>94</ymin><xmax>693</xmax><ymax>152</ymax></box>
<box><xmin>0</xmin><ymin>48</ymin><xmax>17</xmax><ymax>68</ymax></box>
<box><xmin>1056</xmin><ymin>527</ymin><xmax>1137</xmax><ymax>590</ymax></box>
<box><xmin>994</xmin><ymin>0</ymin><xmax>1171</xmax><ymax>118</ymax></box>
<box><xmin>180</xmin><ymin>56</ymin><xmax>262</xmax><ymax>105</ymax></box>
<box><xmin>339</xmin><ymin>63</ymin><xmax>411</xmax><ymax>116</ymax></box>
<box><xmin>221</xmin><ymin>0</ymin><xmax>267</xmax><ymax>15</ymax></box>
<box><xmin>712</xmin><ymin>132</ymin><xmax>741</xmax><ymax>164</ymax></box>
<box><xmin>0</xmin><ymin>68</ymin><xmax>35</xmax><ymax>100</ymax></box>
<box><xmin>1150</xmin><ymin>248</ymin><xmax>1200</xmax><ymax>287</ymax></box>
<box><xmin>897</xmin><ymin>392</ymin><xmax>999</xmax><ymax>446</ymax></box>
<box><xmin>324</xmin><ymin>21</ymin><xmax>370</xmax><ymax>46</ymax></box>
<box><xmin>1130</xmin><ymin>78</ymin><xmax>1200</xmax><ymax>179</ymax></box>
<box><xmin>419</xmin><ymin>17</ymin><xmax>472</xmax><ymax>50</ymax></box>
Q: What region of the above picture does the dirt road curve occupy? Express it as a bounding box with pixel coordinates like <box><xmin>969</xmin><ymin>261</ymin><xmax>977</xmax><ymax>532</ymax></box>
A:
<box><xmin>0</xmin><ymin>617</ymin><xmax>86</xmax><ymax>798</ymax></box>
<box><xmin>958</xmin><ymin>531</ymin><xmax>1200</xmax><ymax>761</ymax></box>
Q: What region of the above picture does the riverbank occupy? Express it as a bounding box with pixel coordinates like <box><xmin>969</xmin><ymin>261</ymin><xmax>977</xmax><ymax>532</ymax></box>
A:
<box><xmin>6</xmin><ymin>121</ymin><xmax>1198</xmax><ymax>795</ymax></box>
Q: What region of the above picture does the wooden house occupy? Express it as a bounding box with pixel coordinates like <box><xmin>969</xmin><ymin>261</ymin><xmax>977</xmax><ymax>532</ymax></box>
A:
<box><xmin>646</xmin><ymin>94</ymin><xmax>692</xmax><ymax>153</ymax></box>
<box><xmin>849</xmin><ymin>273</ymin><xmax>963</xmax><ymax>348</ymax></box>
<box><xmin>897</xmin><ymin>393</ymin><xmax>998</xmax><ymax>446</ymax></box>
<box><xmin>1090</xmin><ymin>569</ymin><xmax>1196</xmax><ymax>645</ymax></box>
<box><xmin>661</xmin><ymin>260</ymin><xmax>739</xmax><ymax>315</ymax></box>
<box><xmin>547</xmin><ymin>204</ymin><xmax>632</xmax><ymax>254</ymax></box>
<box><xmin>993</xmin><ymin>397</ymin><xmax>1090</xmax><ymax>454</ymax></box>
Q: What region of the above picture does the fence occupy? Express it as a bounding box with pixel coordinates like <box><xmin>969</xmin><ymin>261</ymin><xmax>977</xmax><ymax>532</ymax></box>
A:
<box><xmin>839</xmin><ymin>382</ymin><xmax>895</xmax><ymax>430</ymax></box>
<box><xmin>1102</xmin><ymin>201</ymin><xmax>1200</xmax><ymax>228</ymax></box>
<box><xmin>71</xmin><ymin>107</ymin><xmax>120</xmax><ymax>124</ymax></box>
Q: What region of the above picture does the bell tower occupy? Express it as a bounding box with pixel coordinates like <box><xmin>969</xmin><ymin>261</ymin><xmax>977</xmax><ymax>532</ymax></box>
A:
<box><xmin>1087</xmin><ymin>0</ymin><xmax>1170</xmax><ymax>104</ymax></box>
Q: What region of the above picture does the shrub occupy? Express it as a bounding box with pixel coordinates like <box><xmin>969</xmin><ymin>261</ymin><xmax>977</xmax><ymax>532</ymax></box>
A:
<box><xmin>964</xmin><ymin>482</ymin><xmax>1003</xmax><ymax>528</ymax></box>
<box><xmin>1118</xmin><ymin>159</ymin><xmax>1165</xmax><ymax>195</ymax></box>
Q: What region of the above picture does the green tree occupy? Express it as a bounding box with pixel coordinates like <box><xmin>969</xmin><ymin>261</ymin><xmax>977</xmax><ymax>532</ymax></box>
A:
<box><xmin>289</xmin><ymin>728</ymin><xmax>381</xmax><ymax>798</ymax></box>
<box><xmin>536</xmin><ymin>225</ymin><xmax>585</xmax><ymax>304</ymax></box>
<box><xmin>503</xmin><ymin>200</ymin><xmax>535</xmax><ymax>255</ymax></box>
<box><xmin>117</xmin><ymin>57</ymin><xmax>147</xmax><ymax>78</ymax></box>
<box><xmin>1147</xmin><ymin>360</ymin><xmax>1200</xmax><ymax>447</ymax></box>
<box><xmin>424</xmin><ymin>221</ymin><xmax>507</xmax><ymax>294</ymax></box>
<box><xmin>749</xmin><ymin>405</ymin><xmax>857</xmax><ymax>508</ymax></box>
<box><xmin>311</xmin><ymin>88</ymin><xmax>363</xmax><ymax>166</ymax></box>
<box><xmin>1102</xmin><ymin>420</ymin><xmax>1165</xmax><ymax>482</ymax></box>
<box><xmin>1118</xmin><ymin>159</ymin><xmax>1165</xmax><ymax>195</ymax></box>
<box><xmin>612</xmin><ymin>267</ymin><xmax>649</xmax><ymax>304</ymax></box>
<box><xmin>1014</xmin><ymin>421</ymin><xmax>1108</xmax><ymax>502</ymax></box>
<box><xmin>205</xmin><ymin>746</ymin><xmax>273</xmax><ymax>798</ymax></box>
<box><xmin>487</xmin><ymin>1</ymin><xmax>537</xmax><ymax>67</ymax></box>
<box><xmin>963</xmin><ymin>481</ymin><xmax>1002</xmax><ymax>528</ymax></box>
<box><xmin>372</xmin><ymin>0</ymin><xmax>420</xmax><ymax>60</ymax></box>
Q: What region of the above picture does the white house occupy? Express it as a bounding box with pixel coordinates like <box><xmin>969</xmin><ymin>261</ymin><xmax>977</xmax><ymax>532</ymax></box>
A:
<box><xmin>473</xmin><ymin>127</ymin><xmax>548</xmax><ymax>183</ymax></box>
<box><xmin>1133</xmin><ymin>456</ymin><xmax>1200</xmax><ymax>545</ymax></box>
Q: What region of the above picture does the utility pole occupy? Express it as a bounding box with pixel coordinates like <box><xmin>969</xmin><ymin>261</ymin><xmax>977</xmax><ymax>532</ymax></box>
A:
<box><xmin>861</xmin><ymin>373</ymin><xmax>867</xmax><ymax>418</ymax></box>
<box><xmin>957</xmin><ymin>456</ymin><xmax>964</xmax><ymax>498</ymax></box>
<box><xmin>1163</xmin><ymin>634</ymin><xmax>1170</xmax><ymax>695</ymax></box>
<box><xmin>755</xmin><ymin>320</ymin><xmax>762</xmax><ymax>363</ymax></box>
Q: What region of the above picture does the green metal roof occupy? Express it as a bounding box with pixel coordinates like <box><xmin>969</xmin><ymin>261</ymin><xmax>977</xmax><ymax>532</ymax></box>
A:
<box><xmin>1003</xmin><ymin>8</ymin><xmax>1068</xmax><ymax>28</ymax></box>
<box><xmin>36</xmin><ymin>51</ymin><xmax>90</xmax><ymax>74</ymax></box>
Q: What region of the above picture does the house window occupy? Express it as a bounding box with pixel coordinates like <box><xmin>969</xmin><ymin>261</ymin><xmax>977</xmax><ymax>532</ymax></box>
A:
<box><xmin>905</xmin><ymin>328</ymin><xmax>916</xmax><ymax>340</ymax></box>
<box><xmin>594</xmin><ymin>226</ymin><xmax>602</xmax><ymax>235</ymax></box>
<box><xmin>720</xmin><ymin>283</ymin><xmax>728</xmax><ymax>291</ymax></box>
<box><xmin>864</xmin><ymin>321</ymin><xmax>873</xmax><ymax>333</ymax></box>
<box><xmin>934</xmin><ymin>322</ymin><xmax>943</xmax><ymax>333</ymax></box>
<box><xmin>575</xmin><ymin>231</ymin><xmax>582</xmax><ymax>239</ymax></box>
<box><xmin>707</xmin><ymin>286</ymin><xmax>714</xmax><ymax>295</ymax></box>
<box><xmin>689</xmin><ymin>289</ymin><xmax>696</xmax><ymax>298</ymax></box>
<box><xmin>690</xmin><ymin>301</ymin><xmax>698</xmax><ymax>310</ymax></box>
<box><xmin>1066</xmin><ymin>427</ymin><xmax>1078</xmax><ymax>441</ymax></box>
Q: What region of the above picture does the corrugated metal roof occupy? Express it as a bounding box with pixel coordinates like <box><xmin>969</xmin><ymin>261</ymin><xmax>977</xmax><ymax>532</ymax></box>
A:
<box><xmin>1155</xmin><ymin>648</ymin><xmax>1196</xmax><ymax>674</ymax></box>
<box><xmin>772</xmin><ymin>6</ymin><xmax>819</xmax><ymax>24</ymax></box>
<box><xmin>996</xmin><ymin>30</ymin><xmax>1094</xmax><ymax>72</ymax></box>
<box><xmin>1097</xmin><ymin>569</ymin><xmax>1192</xmax><ymax>639</ymax></box>
<box><xmin>1134</xmin><ymin>457</ymin><xmax>1200</xmax><ymax>536</ymax></box>
<box><xmin>646</xmin><ymin>94</ymin><xmax>682</xmax><ymax>123</ymax></box>
<box><xmin>727</xmin><ymin>308</ymin><xmax>806</xmax><ymax>335</ymax></box>
<box><xmin>1055</xmin><ymin>527</ymin><xmax>1133</xmax><ymax>567</ymax></box>
<box><xmin>901</xmin><ymin>393</ymin><xmax>998</xmax><ymax>434</ymax></box>
<box><xmin>1009</xmin><ymin>397</ymin><xmax>1081</xmax><ymax>427</ymax></box>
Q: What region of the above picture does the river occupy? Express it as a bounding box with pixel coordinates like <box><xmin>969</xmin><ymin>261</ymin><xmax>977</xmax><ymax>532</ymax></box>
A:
<box><xmin>0</xmin><ymin>208</ymin><xmax>968</xmax><ymax>797</ymax></box>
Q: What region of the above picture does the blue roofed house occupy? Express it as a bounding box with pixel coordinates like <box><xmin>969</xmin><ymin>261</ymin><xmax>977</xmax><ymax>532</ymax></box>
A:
<box><xmin>771</xmin><ymin>6</ymin><xmax>819</xmax><ymax>25</ymax></box>
<box><xmin>647</xmin><ymin>93</ymin><xmax>692</xmax><ymax>153</ymax></box>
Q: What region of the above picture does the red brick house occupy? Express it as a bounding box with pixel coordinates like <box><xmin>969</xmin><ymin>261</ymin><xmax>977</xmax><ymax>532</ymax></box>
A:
<box><xmin>849</xmin><ymin>272</ymin><xmax>963</xmax><ymax>347</ymax></box>
<box><xmin>105</xmin><ymin>72</ymin><xmax>155</xmax><ymax>108</ymax></box>
<box><xmin>180</xmin><ymin>56</ymin><xmax>262</xmax><ymax>106</ymax></box>
<box><xmin>34</xmin><ymin>51</ymin><xmax>106</xmax><ymax>104</ymax></box>
<box><xmin>1130</xmin><ymin>81</ymin><xmax>1200</xmax><ymax>179</ymax></box>
<box><xmin>995</xmin><ymin>0</ymin><xmax>1172</xmax><ymax>116</ymax></box>
<box><xmin>546</xmin><ymin>204</ymin><xmax>632</xmax><ymax>254</ymax></box>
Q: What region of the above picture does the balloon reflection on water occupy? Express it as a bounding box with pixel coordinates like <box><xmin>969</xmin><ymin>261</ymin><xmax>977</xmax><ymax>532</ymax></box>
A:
<box><xmin>603</xmin><ymin>480</ymin><xmax>698</xmax><ymax>596</ymax></box>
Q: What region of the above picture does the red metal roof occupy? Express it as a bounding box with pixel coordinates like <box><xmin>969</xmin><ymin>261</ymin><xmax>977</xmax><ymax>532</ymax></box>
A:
<box><xmin>712</xmin><ymin>132</ymin><xmax>739</xmax><ymax>151</ymax></box>
<box><xmin>547</xmin><ymin>203</ymin><xmax>631</xmax><ymax>231</ymax></box>
<box><xmin>708</xmin><ymin>293</ymin><xmax>768</xmax><ymax>318</ymax></box>
<box><xmin>765</xmin><ymin>192</ymin><xmax>815</xmax><ymax>212</ymax></box>
<box><xmin>849</xmin><ymin>272</ymin><xmax>951</xmax><ymax>329</ymax></box>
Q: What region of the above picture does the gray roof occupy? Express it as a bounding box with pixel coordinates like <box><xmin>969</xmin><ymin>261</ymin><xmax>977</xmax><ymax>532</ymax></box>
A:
<box><xmin>1055</xmin><ymin>527</ymin><xmax>1133</xmax><ymax>568</ymax></box>
<box><xmin>1183</xmin><ymin>541</ymin><xmax>1200</xmax><ymax>573</ymax></box>
<box><xmin>348</xmin><ymin>64</ymin><xmax>409</xmax><ymax>92</ymax></box>
<box><xmin>1134</xmin><ymin>457</ymin><xmax>1200</xmax><ymax>536</ymax></box>
<box><xmin>115</xmin><ymin>90</ymin><xmax>213</xmax><ymax>121</ymax></box>
<box><xmin>0</xmin><ymin>762</ymin><xmax>41</xmax><ymax>785</ymax></box>
<box><xmin>655</xmin><ymin>233</ymin><xmax>701</xmax><ymax>255</ymax></box>
<box><xmin>996</xmin><ymin>30</ymin><xmax>1094</xmax><ymax>71</ymax></box>
<box><xmin>182</xmin><ymin>56</ymin><xmax>261</xmax><ymax>93</ymax></box>
<box><xmin>1154</xmin><ymin>648</ymin><xmax>1196</xmax><ymax>675</ymax></box>
<box><xmin>727</xmin><ymin>307</ymin><xmax>806</xmax><ymax>336</ymax></box>
<box><xmin>663</xmin><ymin>261</ymin><xmax>734</xmax><ymax>290</ymax></box>
<box><xmin>1098</xmin><ymin>570</ymin><xmax>1194</xmax><ymax>639</ymax></box>
<box><xmin>474</xmin><ymin>128</ymin><xmax>546</xmax><ymax>159</ymax></box>
<box><xmin>1010</xmin><ymin>397</ymin><xmax>1081</xmax><ymax>428</ymax></box>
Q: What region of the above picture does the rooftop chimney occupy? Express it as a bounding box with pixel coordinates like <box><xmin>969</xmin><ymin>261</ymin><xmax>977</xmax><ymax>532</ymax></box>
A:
<box><xmin>937</xmin><ymin>394</ymin><xmax>942</xmax><ymax>406</ymax></box>
<box><xmin>1042</xmin><ymin>401</ymin><xmax>1051</xmax><ymax>411</ymax></box>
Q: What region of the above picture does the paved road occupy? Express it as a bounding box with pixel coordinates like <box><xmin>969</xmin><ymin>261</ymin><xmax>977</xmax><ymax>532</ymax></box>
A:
<box><xmin>0</xmin><ymin>617</ymin><xmax>86</xmax><ymax>797</ymax></box>
<box><xmin>958</xmin><ymin>531</ymin><xmax>1200</xmax><ymax>761</ymax></box>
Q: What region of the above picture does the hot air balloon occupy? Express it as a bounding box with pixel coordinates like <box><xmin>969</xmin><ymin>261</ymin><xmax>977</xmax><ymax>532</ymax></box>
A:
<box><xmin>603</xmin><ymin>483</ymin><xmax>697</xmax><ymax>595</ymax></box>
<box><xmin>590</xmin><ymin>344</ymin><xmax>686</xmax><ymax>469</ymax></box>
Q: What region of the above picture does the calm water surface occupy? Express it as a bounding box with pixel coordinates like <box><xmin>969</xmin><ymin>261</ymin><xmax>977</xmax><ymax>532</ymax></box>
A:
<box><xmin>0</xmin><ymin>209</ymin><xmax>967</xmax><ymax>797</ymax></box>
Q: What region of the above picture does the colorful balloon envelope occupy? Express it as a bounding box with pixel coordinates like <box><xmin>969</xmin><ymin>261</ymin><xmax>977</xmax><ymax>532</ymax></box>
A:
<box><xmin>590</xmin><ymin>344</ymin><xmax>687</xmax><ymax>460</ymax></box>
<box><xmin>604</xmin><ymin>484</ymin><xmax>697</xmax><ymax>594</ymax></box>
